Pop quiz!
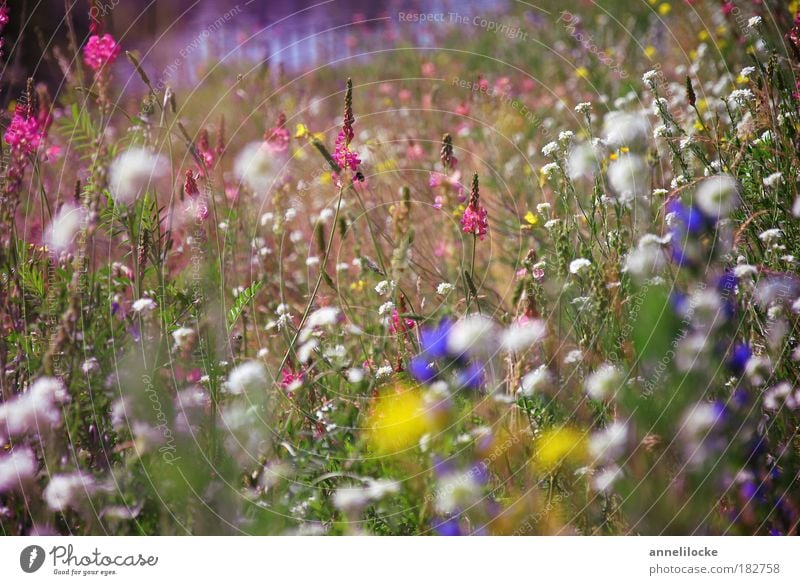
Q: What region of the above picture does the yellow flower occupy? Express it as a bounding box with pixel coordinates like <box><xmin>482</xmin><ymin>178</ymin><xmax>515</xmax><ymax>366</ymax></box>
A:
<box><xmin>294</xmin><ymin>123</ymin><xmax>309</xmax><ymax>139</ymax></box>
<box><xmin>532</xmin><ymin>426</ymin><xmax>587</xmax><ymax>472</ymax></box>
<box><xmin>698</xmin><ymin>30</ymin><xmax>709</xmax><ymax>42</ymax></box>
<box><xmin>689</xmin><ymin>49</ymin><xmax>698</xmax><ymax>61</ymax></box>
<box><xmin>791</xmin><ymin>1</ymin><xmax>800</xmax><ymax>15</ymax></box>
<box><xmin>609</xmin><ymin>152</ymin><xmax>619</xmax><ymax>161</ymax></box>
<box><xmin>644</xmin><ymin>45</ymin><xmax>656</xmax><ymax>60</ymax></box>
<box><xmin>350</xmin><ymin>279</ymin><xmax>365</xmax><ymax>293</ymax></box>
<box><xmin>575</xmin><ymin>67</ymin><xmax>589</xmax><ymax>79</ymax></box>
<box><xmin>319</xmin><ymin>172</ymin><xmax>332</xmax><ymax>185</ymax></box>
<box><xmin>694</xmin><ymin>120</ymin><xmax>706</xmax><ymax>132</ymax></box>
<box><xmin>620</xmin><ymin>146</ymin><xmax>630</xmax><ymax>154</ymax></box>
<box><xmin>523</xmin><ymin>211</ymin><xmax>538</xmax><ymax>226</ymax></box>
<box><xmin>658</xmin><ymin>3</ymin><xmax>671</xmax><ymax>16</ymax></box>
<box><xmin>366</xmin><ymin>385</ymin><xmax>432</xmax><ymax>455</ymax></box>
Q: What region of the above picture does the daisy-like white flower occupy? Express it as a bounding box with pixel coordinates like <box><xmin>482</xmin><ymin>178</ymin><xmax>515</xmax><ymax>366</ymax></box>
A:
<box><xmin>108</xmin><ymin>148</ymin><xmax>168</xmax><ymax>205</ymax></box>
<box><xmin>45</xmin><ymin>203</ymin><xmax>85</xmax><ymax>253</ymax></box>
<box><xmin>585</xmin><ymin>363</ymin><xmax>624</xmax><ymax>400</ymax></box>
<box><xmin>44</xmin><ymin>472</ymin><xmax>95</xmax><ymax>511</ymax></box>
<box><xmin>694</xmin><ymin>175</ymin><xmax>740</xmax><ymax>220</ymax></box>
<box><xmin>569</xmin><ymin>258</ymin><xmax>592</xmax><ymax>274</ymax></box>
<box><xmin>436</xmin><ymin>282</ymin><xmax>454</xmax><ymax>295</ymax></box>
<box><xmin>225</xmin><ymin>361</ymin><xmax>268</xmax><ymax>395</ymax></box>
<box><xmin>131</xmin><ymin>297</ymin><xmax>157</xmax><ymax>313</ymax></box>
<box><xmin>0</xmin><ymin>447</ymin><xmax>37</xmax><ymax>493</ymax></box>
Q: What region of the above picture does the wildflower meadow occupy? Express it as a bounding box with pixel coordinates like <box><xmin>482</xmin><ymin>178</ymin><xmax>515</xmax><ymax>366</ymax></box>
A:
<box><xmin>2</xmin><ymin>0</ymin><xmax>800</xmax><ymax>540</ymax></box>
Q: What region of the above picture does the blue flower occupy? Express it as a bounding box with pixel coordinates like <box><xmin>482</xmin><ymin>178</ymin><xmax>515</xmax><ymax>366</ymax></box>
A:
<box><xmin>727</xmin><ymin>343</ymin><xmax>751</xmax><ymax>375</ymax></box>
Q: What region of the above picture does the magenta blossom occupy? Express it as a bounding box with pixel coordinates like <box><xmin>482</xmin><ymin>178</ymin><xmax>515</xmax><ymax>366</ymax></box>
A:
<box><xmin>4</xmin><ymin>105</ymin><xmax>41</xmax><ymax>155</ymax></box>
<box><xmin>333</xmin><ymin>130</ymin><xmax>361</xmax><ymax>172</ymax></box>
<box><xmin>83</xmin><ymin>33</ymin><xmax>120</xmax><ymax>72</ymax></box>
<box><xmin>461</xmin><ymin>173</ymin><xmax>489</xmax><ymax>240</ymax></box>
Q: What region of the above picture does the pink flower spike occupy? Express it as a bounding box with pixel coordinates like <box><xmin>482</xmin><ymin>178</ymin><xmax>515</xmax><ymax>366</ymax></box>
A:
<box><xmin>4</xmin><ymin>105</ymin><xmax>41</xmax><ymax>155</ymax></box>
<box><xmin>83</xmin><ymin>34</ymin><xmax>121</xmax><ymax>72</ymax></box>
<box><xmin>461</xmin><ymin>173</ymin><xmax>489</xmax><ymax>240</ymax></box>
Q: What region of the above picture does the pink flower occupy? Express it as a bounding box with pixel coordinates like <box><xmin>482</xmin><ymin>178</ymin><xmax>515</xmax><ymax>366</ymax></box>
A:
<box><xmin>389</xmin><ymin>308</ymin><xmax>415</xmax><ymax>334</ymax></box>
<box><xmin>4</xmin><ymin>105</ymin><xmax>41</xmax><ymax>155</ymax></box>
<box><xmin>0</xmin><ymin>4</ymin><xmax>9</xmax><ymax>27</ymax></box>
<box><xmin>83</xmin><ymin>34</ymin><xmax>120</xmax><ymax>72</ymax></box>
<box><xmin>461</xmin><ymin>173</ymin><xmax>489</xmax><ymax>240</ymax></box>
<box><xmin>265</xmin><ymin>112</ymin><xmax>290</xmax><ymax>152</ymax></box>
<box><xmin>333</xmin><ymin>130</ymin><xmax>361</xmax><ymax>172</ymax></box>
<box><xmin>281</xmin><ymin>368</ymin><xmax>304</xmax><ymax>390</ymax></box>
<box><xmin>429</xmin><ymin>170</ymin><xmax>464</xmax><ymax>199</ymax></box>
<box><xmin>184</xmin><ymin>169</ymin><xmax>199</xmax><ymax>197</ymax></box>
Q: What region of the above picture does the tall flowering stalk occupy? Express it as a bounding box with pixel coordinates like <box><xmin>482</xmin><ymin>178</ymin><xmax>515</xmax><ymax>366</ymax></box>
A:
<box><xmin>82</xmin><ymin>3</ymin><xmax>120</xmax><ymax>113</ymax></box>
<box><xmin>332</xmin><ymin>78</ymin><xmax>361</xmax><ymax>174</ymax></box>
<box><xmin>461</xmin><ymin>173</ymin><xmax>488</xmax><ymax>240</ymax></box>
<box><xmin>1</xmin><ymin>81</ymin><xmax>42</xmax><ymax>251</ymax></box>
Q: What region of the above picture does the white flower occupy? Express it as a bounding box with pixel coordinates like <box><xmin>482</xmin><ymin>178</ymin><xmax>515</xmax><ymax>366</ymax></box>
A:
<box><xmin>536</xmin><ymin>202</ymin><xmax>551</xmax><ymax>214</ymax></box>
<box><xmin>558</xmin><ymin>130</ymin><xmax>574</xmax><ymax>144</ymax></box>
<box><xmin>574</xmin><ymin>102</ymin><xmax>592</xmax><ymax>114</ymax></box>
<box><xmin>436</xmin><ymin>282</ymin><xmax>454</xmax><ymax>295</ymax></box>
<box><xmin>540</xmin><ymin>162</ymin><xmax>559</xmax><ymax>178</ymax></box>
<box><xmin>592</xmin><ymin>465</ymin><xmax>621</xmax><ymax>492</ymax></box>
<box><xmin>44</xmin><ymin>472</ymin><xmax>95</xmax><ymax>511</ymax></box>
<box><xmin>333</xmin><ymin>479</ymin><xmax>399</xmax><ymax>512</ymax></box>
<box><xmin>608</xmin><ymin>154</ymin><xmax>648</xmax><ymax>197</ymax></box>
<box><xmin>734</xmin><ymin>264</ymin><xmax>758</xmax><ymax>278</ymax></box>
<box><xmin>347</xmin><ymin>368</ymin><xmax>365</xmax><ymax>383</ymax></box>
<box><xmin>589</xmin><ymin>421</ymin><xmax>628</xmax><ymax>462</ymax></box>
<box><xmin>603</xmin><ymin>112</ymin><xmax>650</xmax><ymax>152</ymax></box>
<box><xmin>234</xmin><ymin>141</ymin><xmax>284</xmax><ymax>195</ymax></box>
<box><xmin>541</xmin><ymin>141</ymin><xmax>560</xmax><ymax>158</ymax></box>
<box><xmin>763</xmin><ymin>382</ymin><xmax>799</xmax><ymax>411</ymax></box>
<box><xmin>304</xmin><ymin>307</ymin><xmax>340</xmax><ymax>331</ymax></box>
<box><xmin>758</xmin><ymin>228</ymin><xmax>783</xmax><ymax>245</ymax></box>
<box><xmin>740</xmin><ymin>66</ymin><xmax>756</xmax><ymax>78</ymax></box>
<box><xmin>297</xmin><ymin>339</ymin><xmax>318</xmax><ymax>364</ymax></box>
<box><xmin>569</xmin><ymin>258</ymin><xmax>592</xmax><ymax>275</ymax></box>
<box><xmin>564</xmin><ymin>349</ymin><xmax>583</xmax><ymax>364</ymax></box>
<box><xmin>435</xmin><ymin>470</ymin><xmax>483</xmax><ymax>514</ymax></box>
<box><xmin>171</xmin><ymin>327</ymin><xmax>196</xmax><ymax>351</ymax></box>
<box><xmin>642</xmin><ymin>69</ymin><xmax>660</xmax><ymax>87</ymax></box>
<box><xmin>502</xmin><ymin>319</ymin><xmax>546</xmax><ymax>352</ymax></box>
<box><xmin>519</xmin><ymin>365</ymin><xmax>553</xmax><ymax>396</ymax></box>
<box><xmin>131</xmin><ymin>297</ymin><xmax>157</xmax><ymax>313</ymax></box>
<box><xmin>728</xmin><ymin>89</ymin><xmax>755</xmax><ymax>106</ymax></box>
<box><xmin>624</xmin><ymin>234</ymin><xmax>668</xmax><ymax>279</ymax></box>
<box><xmin>0</xmin><ymin>377</ymin><xmax>68</xmax><ymax>441</ymax></box>
<box><xmin>375</xmin><ymin>365</ymin><xmax>394</xmax><ymax>379</ymax></box>
<box><xmin>0</xmin><ymin>447</ymin><xmax>37</xmax><ymax>493</ymax></box>
<box><xmin>567</xmin><ymin>141</ymin><xmax>601</xmax><ymax>180</ymax></box>
<box><xmin>378</xmin><ymin>301</ymin><xmax>395</xmax><ymax>316</ymax></box>
<box><xmin>45</xmin><ymin>204</ymin><xmax>85</xmax><ymax>252</ymax></box>
<box><xmin>585</xmin><ymin>364</ymin><xmax>624</xmax><ymax>400</ymax></box>
<box><xmin>108</xmin><ymin>148</ymin><xmax>168</xmax><ymax>205</ymax></box>
<box><xmin>374</xmin><ymin>280</ymin><xmax>394</xmax><ymax>296</ymax></box>
<box><xmin>225</xmin><ymin>361</ymin><xmax>268</xmax><ymax>395</ymax></box>
<box><xmin>447</xmin><ymin>314</ymin><xmax>499</xmax><ymax>357</ymax></box>
<box><xmin>747</xmin><ymin>16</ymin><xmax>762</xmax><ymax>29</ymax></box>
<box><xmin>763</xmin><ymin>172</ymin><xmax>783</xmax><ymax>187</ymax></box>
<box><xmin>694</xmin><ymin>175</ymin><xmax>740</xmax><ymax>219</ymax></box>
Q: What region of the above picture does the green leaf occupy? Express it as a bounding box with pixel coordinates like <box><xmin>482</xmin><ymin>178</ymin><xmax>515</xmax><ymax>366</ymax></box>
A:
<box><xmin>226</xmin><ymin>281</ymin><xmax>262</xmax><ymax>333</ymax></box>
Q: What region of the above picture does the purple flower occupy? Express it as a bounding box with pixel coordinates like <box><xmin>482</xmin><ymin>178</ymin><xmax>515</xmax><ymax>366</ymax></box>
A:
<box><xmin>727</xmin><ymin>343</ymin><xmax>751</xmax><ymax>375</ymax></box>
